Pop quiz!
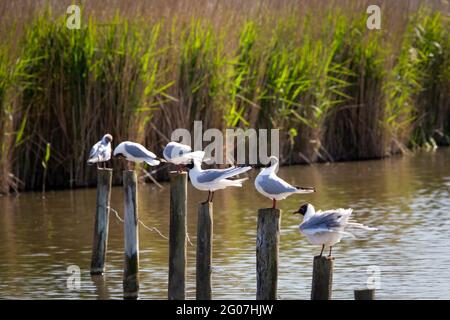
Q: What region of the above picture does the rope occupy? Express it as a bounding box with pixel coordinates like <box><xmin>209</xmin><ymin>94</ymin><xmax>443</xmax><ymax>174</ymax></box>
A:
<box><xmin>108</xmin><ymin>206</ymin><xmax>124</xmax><ymax>223</ymax></box>
<box><xmin>211</xmin><ymin>266</ymin><xmax>249</xmax><ymax>293</ymax></box>
<box><xmin>108</xmin><ymin>206</ymin><xmax>194</xmax><ymax>247</ymax></box>
<box><xmin>138</xmin><ymin>219</ymin><xmax>168</xmax><ymax>240</ymax></box>
<box><xmin>108</xmin><ymin>206</ymin><xmax>168</xmax><ymax>240</ymax></box>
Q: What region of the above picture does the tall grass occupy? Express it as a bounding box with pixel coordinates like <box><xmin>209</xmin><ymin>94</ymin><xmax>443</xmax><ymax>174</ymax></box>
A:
<box><xmin>0</xmin><ymin>0</ymin><xmax>448</xmax><ymax>192</ymax></box>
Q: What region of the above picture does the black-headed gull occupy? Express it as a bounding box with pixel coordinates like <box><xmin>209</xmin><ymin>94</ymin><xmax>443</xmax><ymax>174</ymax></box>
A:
<box><xmin>188</xmin><ymin>158</ymin><xmax>252</xmax><ymax>203</ymax></box>
<box><xmin>293</xmin><ymin>203</ymin><xmax>378</xmax><ymax>257</ymax></box>
<box><xmin>255</xmin><ymin>156</ymin><xmax>315</xmax><ymax>209</ymax></box>
<box><xmin>163</xmin><ymin>141</ymin><xmax>205</xmax><ymax>171</ymax></box>
<box><xmin>87</xmin><ymin>134</ymin><xmax>113</xmax><ymax>168</ymax></box>
<box><xmin>113</xmin><ymin>141</ymin><xmax>164</xmax><ymax>169</ymax></box>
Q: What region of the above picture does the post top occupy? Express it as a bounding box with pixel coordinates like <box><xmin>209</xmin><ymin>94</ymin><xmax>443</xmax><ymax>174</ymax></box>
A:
<box><xmin>97</xmin><ymin>167</ymin><xmax>113</xmax><ymax>172</ymax></box>
<box><xmin>169</xmin><ymin>170</ymin><xmax>188</xmax><ymax>176</ymax></box>
<box><xmin>313</xmin><ymin>255</ymin><xmax>335</xmax><ymax>261</ymax></box>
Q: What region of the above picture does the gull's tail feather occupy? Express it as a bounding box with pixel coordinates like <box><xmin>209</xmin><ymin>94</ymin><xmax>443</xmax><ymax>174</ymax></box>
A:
<box><xmin>337</xmin><ymin>230</ymin><xmax>356</xmax><ymax>238</ymax></box>
<box><xmin>295</xmin><ymin>186</ymin><xmax>316</xmax><ymax>194</ymax></box>
<box><xmin>224</xmin><ymin>177</ymin><xmax>249</xmax><ymax>187</ymax></box>
<box><xmin>145</xmin><ymin>158</ymin><xmax>161</xmax><ymax>166</ymax></box>
<box><xmin>347</xmin><ymin>221</ymin><xmax>379</xmax><ymax>231</ymax></box>
<box><xmin>87</xmin><ymin>158</ymin><xmax>98</xmax><ymax>164</ymax></box>
<box><xmin>217</xmin><ymin>166</ymin><xmax>252</xmax><ymax>181</ymax></box>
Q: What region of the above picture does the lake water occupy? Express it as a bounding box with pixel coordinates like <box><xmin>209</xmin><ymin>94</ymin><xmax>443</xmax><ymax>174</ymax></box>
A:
<box><xmin>0</xmin><ymin>148</ymin><xmax>449</xmax><ymax>300</ymax></box>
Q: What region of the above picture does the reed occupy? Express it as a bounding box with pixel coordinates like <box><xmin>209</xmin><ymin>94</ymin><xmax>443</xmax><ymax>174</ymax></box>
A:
<box><xmin>0</xmin><ymin>0</ymin><xmax>448</xmax><ymax>192</ymax></box>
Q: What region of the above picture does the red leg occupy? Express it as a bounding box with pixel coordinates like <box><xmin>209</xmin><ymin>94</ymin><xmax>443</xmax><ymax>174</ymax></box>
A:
<box><xmin>272</xmin><ymin>198</ymin><xmax>276</xmax><ymax>209</ymax></box>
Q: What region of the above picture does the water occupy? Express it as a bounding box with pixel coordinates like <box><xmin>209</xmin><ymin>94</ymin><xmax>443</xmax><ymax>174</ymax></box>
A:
<box><xmin>0</xmin><ymin>148</ymin><xmax>449</xmax><ymax>300</ymax></box>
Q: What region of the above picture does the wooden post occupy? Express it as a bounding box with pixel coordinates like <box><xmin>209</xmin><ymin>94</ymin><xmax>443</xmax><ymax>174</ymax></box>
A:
<box><xmin>311</xmin><ymin>255</ymin><xmax>334</xmax><ymax>300</ymax></box>
<box><xmin>256</xmin><ymin>208</ymin><xmax>280</xmax><ymax>300</ymax></box>
<box><xmin>354</xmin><ymin>289</ymin><xmax>375</xmax><ymax>300</ymax></box>
<box><xmin>196</xmin><ymin>202</ymin><xmax>213</xmax><ymax>300</ymax></box>
<box><xmin>123</xmin><ymin>170</ymin><xmax>139</xmax><ymax>299</ymax></box>
<box><xmin>90</xmin><ymin>168</ymin><xmax>113</xmax><ymax>275</ymax></box>
<box><xmin>168</xmin><ymin>171</ymin><xmax>187</xmax><ymax>300</ymax></box>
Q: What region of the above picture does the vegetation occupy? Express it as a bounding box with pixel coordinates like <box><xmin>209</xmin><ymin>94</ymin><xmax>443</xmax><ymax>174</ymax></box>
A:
<box><xmin>0</xmin><ymin>0</ymin><xmax>448</xmax><ymax>192</ymax></box>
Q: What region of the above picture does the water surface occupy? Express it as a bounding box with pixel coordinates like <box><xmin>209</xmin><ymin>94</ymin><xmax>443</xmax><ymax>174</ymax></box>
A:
<box><xmin>0</xmin><ymin>148</ymin><xmax>449</xmax><ymax>299</ymax></box>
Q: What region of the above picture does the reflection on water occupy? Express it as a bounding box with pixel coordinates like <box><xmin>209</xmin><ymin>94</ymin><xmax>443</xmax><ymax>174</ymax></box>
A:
<box><xmin>0</xmin><ymin>148</ymin><xmax>449</xmax><ymax>300</ymax></box>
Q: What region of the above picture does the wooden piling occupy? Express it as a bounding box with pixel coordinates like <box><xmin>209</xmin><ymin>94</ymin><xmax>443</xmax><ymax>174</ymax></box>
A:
<box><xmin>196</xmin><ymin>202</ymin><xmax>213</xmax><ymax>300</ymax></box>
<box><xmin>168</xmin><ymin>171</ymin><xmax>187</xmax><ymax>300</ymax></box>
<box><xmin>256</xmin><ymin>208</ymin><xmax>280</xmax><ymax>300</ymax></box>
<box><xmin>311</xmin><ymin>255</ymin><xmax>334</xmax><ymax>300</ymax></box>
<box><xmin>123</xmin><ymin>170</ymin><xmax>139</xmax><ymax>299</ymax></box>
<box><xmin>354</xmin><ymin>289</ymin><xmax>375</xmax><ymax>300</ymax></box>
<box><xmin>90</xmin><ymin>168</ymin><xmax>113</xmax><ymax>275</ymax></box>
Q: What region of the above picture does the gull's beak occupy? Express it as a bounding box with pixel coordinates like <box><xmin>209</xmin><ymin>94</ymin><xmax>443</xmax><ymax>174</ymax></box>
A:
<box><xmin>157</xmin><ymin>157</ymin><xmax>167</xmax><ymax>163</ymax></box>
<box><xmin>292</xmin><ymin>210</ymin><xmax>301</xmax><ymax>215</ymax></box>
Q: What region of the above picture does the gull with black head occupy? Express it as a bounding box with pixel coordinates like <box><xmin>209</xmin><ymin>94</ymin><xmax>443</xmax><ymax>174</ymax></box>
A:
<box><xmin>293</xmin><ymin>203</ymin><xmax>378</xmax><ymax>257</ymax></box>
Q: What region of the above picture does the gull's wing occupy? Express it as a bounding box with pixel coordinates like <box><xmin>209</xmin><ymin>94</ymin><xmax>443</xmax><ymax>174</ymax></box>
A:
<box><xmin>300</xmin><ymin>226</ymin><xmax>355</xmax><ymax>238</ymax></box>
<box><xmin>300</xmin><ymin>210</ymin><xmax>352</xmax><ymax>232</ymax></box>
<box><xmin>197</xmin><ymin>166</ymin><xmax>251</xmax><ymax>183</ymax></box>
<box><xmin>88</xmin><ymin>140</ymin><xmax>101</xmax><ymax>159</ymax></box>
<box><xmin>256</xmin><ymin>174</ymin><xmax>297</xmax><ymax>195</ymax></box>
<box><xmin>125</xmin><ymin>143</ymin><xmax>157</xmax><ymax>159</ymax></box>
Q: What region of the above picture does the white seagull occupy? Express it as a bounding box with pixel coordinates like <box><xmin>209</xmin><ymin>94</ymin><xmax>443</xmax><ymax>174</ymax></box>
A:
<box><xmin>188</xmin><ymin>158</ymin><xmax>252</xmax><ymax>203</ymax></box>
<box><xmin>163</xmin><ymin>141</ymin><xmax>205</xmax><ymax>171</ymax></box>
<box><xmin>294</xmin><ymin>203</ymin><xmax>378</xmax><ymax>257</ymax></box>
<box><xmin>87</xmin><ymin>133</ymin><xmax>113</xmax><ymax>168</ymax></box>
<box><xmin>113</xmin><ymin>141</ymin><xmax>163</xmax><ymax>168</ymax></box>
<box><xmin>255</xmin><ymin>156</ymin><xmax>315</xmax><ymax>209</ymax></box>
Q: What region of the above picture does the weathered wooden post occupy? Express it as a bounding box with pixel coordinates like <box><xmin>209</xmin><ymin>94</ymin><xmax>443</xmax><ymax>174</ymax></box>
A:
<box><xmin>90</xmin><ymin>168</ymin><xmax>113</xmax><ymax>275</ymax></box>
<box><xmin>256</xmin><ymin>208</ymin><xmax>280</xmax><ymax>300</ymax></box>
<box><xmin>354</xmin><ymin>289</ymin><xmax>375</xmax><ymax>300</ymax></box>
<box><xmin>168</xmin><ymin>171</ymin><xmax>187</xmax><ymax>300</ymax></box>
<box><xmin>123</xmin><ymin>170</ymin><xmax>139</xmax><ymax>299</ymax></box>
<box><xmin>196</xmin><ymin>202</ymin><xmax>213</xmax><ymax>300</ymax></box>
<box><xmin>311</xmin><ymin>255</ymin><xmax>334</xmax><ymax>300</ymax></box>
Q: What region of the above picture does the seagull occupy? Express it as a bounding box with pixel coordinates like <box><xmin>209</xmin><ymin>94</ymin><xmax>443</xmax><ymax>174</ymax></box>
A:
<box><xmin>87</xmin><ymin>134</ymin><xmax>113</xmax><ymax>169</ymax></box>
<box><xmin>255</xmin><ymin>156</ymin><xmax>315</xmax><ymax>209</ymax></box>
<box><xmin>163</xmin><ymin>141</ymin><xmax>205</xmax><ymax>171</ymax></box>
<box><xmin>113</xmin><ymin>141</ymin><xmax>164</xmax><ymax>169</ymax></box>
<box><xmin>188</xmin><ymin>158</ymin><xmax>252</xmax><ymax>203</ymax></box>
<box><xmin>293</xmin><ymin>203</ymin><xmax>378</xmax><ymax>257</ymax></box>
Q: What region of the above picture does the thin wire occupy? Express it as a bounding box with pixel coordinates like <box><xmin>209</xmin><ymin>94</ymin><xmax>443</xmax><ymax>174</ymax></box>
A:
<box><xmin>108</xmin><ymin>206</ymin><xmax>168</xmax><ymax>240</ymax></box>
<box><xmin>138</xmin><ymin>219</ymin><xmax>168</xmax><ymax>240</ymax></box>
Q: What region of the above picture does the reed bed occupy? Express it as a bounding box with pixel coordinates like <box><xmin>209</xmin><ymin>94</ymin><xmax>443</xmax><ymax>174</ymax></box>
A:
<box><xmin>0</xmin><ymin>0</ymin><xmax>448</xmax><ymax>192</ymax></box>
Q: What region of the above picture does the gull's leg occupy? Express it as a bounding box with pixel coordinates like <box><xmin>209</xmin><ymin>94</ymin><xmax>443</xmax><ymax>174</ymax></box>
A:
<box><xmin>272</xmin><ymin>199</ymin><xmax>276</xmax><ymax>209</ymax></box>
<box><xmin>202</xmin><ymin>191</ymin><xmax>211</xmax><ymax>204</ymax></box>
<box><xmin>96</xmin><ymin>162</ymin><xmax>100</xmax><ymax>169</ymax></box>
<box><xmin>210</xmin><ymin>191</ymin><xmax>214</xmax><ymax>203</ymax></box>
<box><xmin>328</xmin><ymin>246</ymin><xmax>333</xmax><ymax>258</ymax></box>
<box><xmin>319</xmin><ymin>244</ymin><xmax>325</xmax><ymax>257</ymax></box>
